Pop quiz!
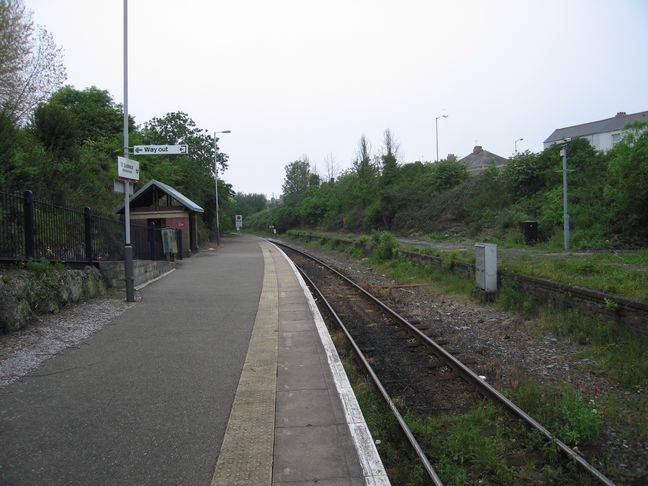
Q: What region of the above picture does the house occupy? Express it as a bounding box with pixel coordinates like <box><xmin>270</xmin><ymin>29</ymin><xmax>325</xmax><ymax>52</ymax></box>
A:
<box><xmin>116</xmin><ymin>179</ymin><xmax>204</xmax><ymax>256</ymax></box>
<box><xmin>459</xmin><ymin>146</ymin><xmax>509</xmax><ymax>174</ymax></box>
<box><xmin>544</xmin><ymin>110</ymin><xmax>648</xmax><ymax>151</ymax></box>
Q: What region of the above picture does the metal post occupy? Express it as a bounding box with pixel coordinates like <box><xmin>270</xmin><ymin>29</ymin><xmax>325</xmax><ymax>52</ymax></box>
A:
<box><xmin>213</xmin><ymin>133</ymin><xmax>220</xmax><ymax>246</ymax></box>
<box><xmin>84</xmin><ymin>207</ymin><xmax>93</xmax><ymax>262</ymax></box>
<box><xmin>123</xmin><ymin>0</ymin><xmax>134</xmax><ymax>301</ymax></box>
<box><xmin>561</xmin><ymin>146</ymin><xmax>570</xmax><ymax>251</ymax></box>
<box><xmin>435</xmin><ymin>118</ymin><xmax>439</xmax><ymax>162</ymax></box>
<box><xmin>23</xmin><ymin>190</ymin><xmax>35</xmax><ymax>260</ymax></box>
<box><xmin>435</xmin><ymin>114</ymin><xmax>448</xmax><ymax>162</ymax></box>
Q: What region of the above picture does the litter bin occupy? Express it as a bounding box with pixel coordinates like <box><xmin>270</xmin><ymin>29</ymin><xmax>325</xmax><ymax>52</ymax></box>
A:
<box><xmin>519</xmin><ymin>220</ymin><xmax>538</xmax><ymax>244</ymax></box>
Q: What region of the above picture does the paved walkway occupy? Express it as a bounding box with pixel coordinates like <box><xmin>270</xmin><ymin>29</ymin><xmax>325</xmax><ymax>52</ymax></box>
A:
<box><xmin>0</xmin><ymin>235</ymin><xmax>387</xmax><ymax>485</ymax></box>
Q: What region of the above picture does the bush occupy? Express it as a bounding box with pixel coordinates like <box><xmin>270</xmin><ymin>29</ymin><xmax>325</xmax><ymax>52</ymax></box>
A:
<box><xmin>371</xmin><ymin>231</ymin><xmax>397</xmax><ymax>262</ymax></box>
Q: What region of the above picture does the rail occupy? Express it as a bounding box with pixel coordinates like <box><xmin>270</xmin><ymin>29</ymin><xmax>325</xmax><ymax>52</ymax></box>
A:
<box><xmin>272</xmin><ymin>239</ymin><xmax>615</xmax><ymax>485</ymax></box>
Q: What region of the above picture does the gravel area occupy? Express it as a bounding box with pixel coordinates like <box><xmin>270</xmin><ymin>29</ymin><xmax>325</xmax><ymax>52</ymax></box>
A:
<box><xmin>0</xmin><ymin>293</ymin><xmax>135</xmax><ymax>387</ymax></box>
<box><xmin>280</xmin><ymin>238</ymin><xmax>648</xmax><ymax>484</ymax></box>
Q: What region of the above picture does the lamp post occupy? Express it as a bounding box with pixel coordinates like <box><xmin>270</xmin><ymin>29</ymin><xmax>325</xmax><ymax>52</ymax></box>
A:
<box><xmin>213</xmin><ymin>130</ymin><xmax>231</xmax><ymax>246</ymax></box>
<box><xmin>515</xmin><ymin>137</ymin><xmax>524</xmax><ymax>154</ymax></box>
<box><xmin>435</xmin><ymin>114</ymin><xmax>448</xmax><ymax>162</ymax></box>
<box><xmin>122</xmin><ymin>0</ymin><xmax>134</xmax><ymax>302</ymax></box>
<box><xmin>559</xmin><ymin>141</ymin><xmax>571</xmax><ymax>251</ymax></box>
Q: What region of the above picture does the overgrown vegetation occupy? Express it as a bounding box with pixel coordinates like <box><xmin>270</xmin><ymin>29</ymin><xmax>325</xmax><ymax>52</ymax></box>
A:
<box><xmin>0</xmin><ymin>1</ymin><xmax>265</xmax><ymax>240</ymax></box>
<box><xmin>332</xmin><ymin>301</ymin><xmax>602</xmax><ymax>485</ymax></box>
<box><xmin>248</xmin><ymin>124</ymin><xmax>648</xmax><ymax>249</ymax></box>
<box><xmin>287</xmin><ymin>231</ymin><xmax>648</xmax><ymax>483</ymax></box>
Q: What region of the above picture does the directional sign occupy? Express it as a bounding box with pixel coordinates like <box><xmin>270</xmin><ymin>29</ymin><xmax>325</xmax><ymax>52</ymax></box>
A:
<box><xmin>117</xmin><ymin>156</ymin><xmax>140</xmax><ymax>182</ymax></box>
<box><xmin>133</xmin><ymin>144</ymin><xmax>188</xmax><ymax>155</ymax></box>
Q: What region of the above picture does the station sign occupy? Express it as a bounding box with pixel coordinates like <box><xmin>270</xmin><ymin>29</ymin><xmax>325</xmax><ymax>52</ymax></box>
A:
<box><xmin>133</xmin><ymin>144</ymin><xmax>188</xmax><ymax>155</ymax></box>
<box><xmin>117</xmin><ymin>156</ymin><xmax>140</xmax><ymax>182</ymax></box>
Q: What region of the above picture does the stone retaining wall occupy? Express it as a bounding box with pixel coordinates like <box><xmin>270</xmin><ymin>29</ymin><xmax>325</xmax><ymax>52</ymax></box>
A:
<box><xmin>0</xmin><ymin>266</ymin><xmax>106</xmax><ymax>332</ymax></box>
<box><xmin>0</xmin><ymin>260</ymin><xmax>175</xmax><ymax>333</ymax></box>
<box><xmin>284</xmin><ymin>233</ymin><xmax>648</xmax><ymax>334</ymax></box>
<box><xmin>98</xmin><ymin>260</ymin><xmax>174</xmax><ymax>289</ymax></box>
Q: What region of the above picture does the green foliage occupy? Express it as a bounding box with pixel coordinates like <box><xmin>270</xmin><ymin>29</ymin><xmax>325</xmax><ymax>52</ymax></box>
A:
<box><xmin>512</xmin><ymin>382</ymin><xmax>603</xmax><ymax>447</ymax></box>
<box><xmin>406</xmin><ymin>404</ymin><xmax>514</xmax><ymax>484</ymax></box>
<box><xmin>234</xmin><ymin>193</ymin><xmax>267</xmax><ymax>218</ymax></box>
<box><xmin>371</xmin><ymin>231</ymin><xmax>397</xmax><ymax>262</ymax></box>
<box><xmin>605</xmin><ymin>122</ymin><xmax>648</xmax><ymax>239</ymax></box>
<box><xmin>259</xmin><ymin>123</ymin><xmax>648</xmax><ymax>248</ymax></box>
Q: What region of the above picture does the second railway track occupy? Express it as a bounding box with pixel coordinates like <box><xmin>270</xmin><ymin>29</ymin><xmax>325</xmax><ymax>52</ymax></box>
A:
<box><xmin>273</xmin><ymin>239</ymin><xmax>614</xmax><ymax>485</ymax></box>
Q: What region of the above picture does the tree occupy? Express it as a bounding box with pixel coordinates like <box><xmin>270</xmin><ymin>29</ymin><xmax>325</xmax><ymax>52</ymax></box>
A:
<box><xmin>428</xmin><ymin>157</ymin><xmax>469</xmax><ymax>192</ymax></box>
<box><xmin>141</xmin><ymin>112</ymin><xmax>229</xmax><ymax>234</ymax></box>
<box><xmin>378</xmin><ymin>129</ymin><xmax>400</xmax><ymax>228</ymax></box>
<box><xmin>235</xmin><ymin>193</ymin><xmax>267</xmax><ymax>217</ymax></box>
<box><xmin>606</xmin><ymin>122</ymin><xmax>648</xmax><ymax>239</ymax></box>
<box><xmin>352</xmin><ymin>135</ymin><xmax>379</xmax><ymax>221</ymax></box>
<box><xmin>282</xmin><ymin>159</ymin><xmax>311</xmax><ymax>202</ymax></box>
<box><xmin>0</xmin><ymin>0</ymin><xmax>66</xmax><ymax>125</ymax></box>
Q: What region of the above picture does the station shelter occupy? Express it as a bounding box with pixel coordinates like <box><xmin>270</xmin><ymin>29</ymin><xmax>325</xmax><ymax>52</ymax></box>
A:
<box><xmin>116</xmin><ymin>179</ymin><xmax>203</xmax><ymax>257</ymax></box>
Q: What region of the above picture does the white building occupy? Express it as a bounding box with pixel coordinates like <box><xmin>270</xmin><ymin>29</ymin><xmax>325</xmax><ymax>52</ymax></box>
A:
<box><xmin>544</xmin><ymin>110</ymin><xmax>648</xmax><ymax>151</ymax></box>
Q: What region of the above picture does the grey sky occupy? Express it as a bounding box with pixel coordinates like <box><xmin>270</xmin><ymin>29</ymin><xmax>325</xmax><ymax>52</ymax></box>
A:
<box><xmin>25</xmin><ymin>0</ymin><xmax>648</xmax><ymax>198</ymax></box>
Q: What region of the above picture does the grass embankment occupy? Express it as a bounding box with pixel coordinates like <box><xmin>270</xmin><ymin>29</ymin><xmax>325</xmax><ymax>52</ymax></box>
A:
<box><xmin>287</xmin><ymin>229</ymin><xmax>648</xmax><ymax>302</ymax></box>
<box><xmin>284</xmin><ymin>229</ymin><xmax>648</xmax><ymax>483</ymax></box>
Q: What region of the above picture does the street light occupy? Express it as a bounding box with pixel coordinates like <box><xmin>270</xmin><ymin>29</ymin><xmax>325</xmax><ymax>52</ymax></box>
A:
<box><xmin>213</xmin><ymin>130</ymin><xmax>231</xmax><ymax>246</ymax></box>
<box><xmin>515</xmin><ymin>138</ymin><xmax>524</xmax><ymax>154</ymax></box>
<box><xmin>558</xmin><ymin>139</ymin><xmax>572</xmax><ymax>251</ymax></box>
<box><xmin>435</xmin><ymin>114</ymin><xmax>448</xmax><ymax>162</ymax></box>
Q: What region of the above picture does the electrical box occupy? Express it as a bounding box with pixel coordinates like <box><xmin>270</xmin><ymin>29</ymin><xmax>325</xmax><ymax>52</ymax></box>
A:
<box><xmin>475</xmin><ymin>243</ymin><xmax>497</xmax><ymax>292</ymax></box>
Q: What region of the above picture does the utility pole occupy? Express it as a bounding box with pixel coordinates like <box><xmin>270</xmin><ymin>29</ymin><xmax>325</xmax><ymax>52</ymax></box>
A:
<box><xmin>123</xmin><ymin>0</ymin><xmax>134</xmax><ymax>302</ymax></box>
<box><xmin>435</xmin><ymin>114</ymin><xmax>448</xmax><ymax>162</ymax></box>
<box><xmin>560</xmin><ymin>142</ymin><xmax>571</xmax><ymax>251</ymax></box>
<box><xmin>213</xmin><ymin>130</ymin><xmax>231</xmax><ymax>245</ymax></box>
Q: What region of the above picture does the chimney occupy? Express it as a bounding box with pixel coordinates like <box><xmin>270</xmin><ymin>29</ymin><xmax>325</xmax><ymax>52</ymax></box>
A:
<box><xmin>615</xmin><ymin>112</ymin><xmax>627</xmax><ymax>117</ymax></box>
<box><xmin>473</xmin><ymin>145</ymin><xmax>483</xmax><ymax>154</ymax></box>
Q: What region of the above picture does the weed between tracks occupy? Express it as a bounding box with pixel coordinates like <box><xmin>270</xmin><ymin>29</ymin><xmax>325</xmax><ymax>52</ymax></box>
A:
<box><xmin>330</xmin><ymin>324</ymin><xmax>599</xmax><ymax>485</ymax></box>
<box><xmin>285</xmin><ymin>234</ymin><xmax>648</xmax><ymax>483</ymax></box>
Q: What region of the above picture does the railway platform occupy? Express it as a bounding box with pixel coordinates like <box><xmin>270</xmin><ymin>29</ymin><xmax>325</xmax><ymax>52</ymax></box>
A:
<box><xmin>0</xmin><ymin>234</ymin><xmax>387</xmax><ymax>485</ymax></box>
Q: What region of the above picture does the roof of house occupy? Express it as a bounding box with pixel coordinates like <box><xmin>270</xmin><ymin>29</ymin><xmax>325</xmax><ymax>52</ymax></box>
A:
<box><xmin>115</xmin><ymin>179</ymin><xmax>204</xmax><ymax>214</ymax></box>
<box><xmin>459</xmin><ymin>146</ymin><xmax>509</xmax><ymax>173</ymax></box>
<box><xmin>544</xmin><ymin>110</ymin><xmax>648</xmax><ymax>144</ymax></box>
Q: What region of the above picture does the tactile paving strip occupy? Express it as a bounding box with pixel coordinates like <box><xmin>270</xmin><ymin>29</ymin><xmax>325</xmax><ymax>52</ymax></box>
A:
<box><xmin>211</xmin><ymin>244</ymin><xmax>278</xmax><ymax>486</ymax></box>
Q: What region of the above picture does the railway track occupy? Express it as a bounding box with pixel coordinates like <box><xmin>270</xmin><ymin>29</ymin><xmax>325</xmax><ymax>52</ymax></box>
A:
<box><xmin>272</xmin><ymin>240</ymin><xmax>614</xmax><ymax>485</ymax></box>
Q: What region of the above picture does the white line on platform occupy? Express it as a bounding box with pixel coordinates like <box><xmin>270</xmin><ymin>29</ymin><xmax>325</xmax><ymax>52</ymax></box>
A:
<box><xmin>134</xmin><ymin>268</ymin><xmax>176</xmax><ymax>291</ymax></box>
<box><xmin>273</xmin><ymin>244</ymin><xmax>390</xmax><ymax>485</ymax></box>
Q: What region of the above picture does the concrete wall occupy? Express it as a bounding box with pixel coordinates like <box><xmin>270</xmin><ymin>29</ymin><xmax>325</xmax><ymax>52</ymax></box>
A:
<box><xmin>98</xmin><ymin>260</ymin><xmax>174</xmax><ymax>289</ymax></box>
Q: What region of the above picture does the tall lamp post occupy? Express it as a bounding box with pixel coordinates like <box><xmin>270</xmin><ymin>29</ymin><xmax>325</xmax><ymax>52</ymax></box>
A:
<box><xmin>515</xmin><ymin>137</ymin><xmax>524</xmax><ymax>154</ymax></box>
<box><xmin>435</xmin><ymin>114</ymin><xmax>448</xmax><ymax>162</ymax></box>
<box><xmin>559</xmin><ymin>140</ymin><xmax>571</xmax><ymax>251</ymax></box>
<box><xmin>213</xmin><ymin>130</ymin><xmax>231</xmax><ymax>246</ymax></box>
<box><xmin>122</xmin><ymin>0</ymin><xmax>134</xmax><ymax>302</ymax></box>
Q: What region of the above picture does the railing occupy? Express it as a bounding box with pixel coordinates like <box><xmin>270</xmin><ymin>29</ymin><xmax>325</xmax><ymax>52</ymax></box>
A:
<box><xmin>0</xmin><ymin>190</ymin><xmax>175</xmax><ymax>264</ymax></box>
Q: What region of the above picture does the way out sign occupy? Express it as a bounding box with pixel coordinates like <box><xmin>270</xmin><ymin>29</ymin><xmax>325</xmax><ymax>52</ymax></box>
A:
<box><xmin>117</xmin><ymin>156</ymin><xmax>140</xmax><ymax>182</ymax></box>
<box><xmin>133</xmin><ymin>144</ymin><xmax>188</xmax><ymax>155</ymax></box>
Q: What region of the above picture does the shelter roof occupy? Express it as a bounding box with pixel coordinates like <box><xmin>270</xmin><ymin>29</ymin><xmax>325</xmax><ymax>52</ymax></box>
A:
<box><xmin>115</xmin><ymin>179</ymin><xmax>204</xmax><ymax>214</ymax></box>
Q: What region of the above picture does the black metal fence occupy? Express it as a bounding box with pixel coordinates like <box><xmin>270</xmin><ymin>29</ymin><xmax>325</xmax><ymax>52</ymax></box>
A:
<box><xmin>0</xmin><ymin>189</ymin><xmax>172</xmax><ymax>264</ymax></box>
